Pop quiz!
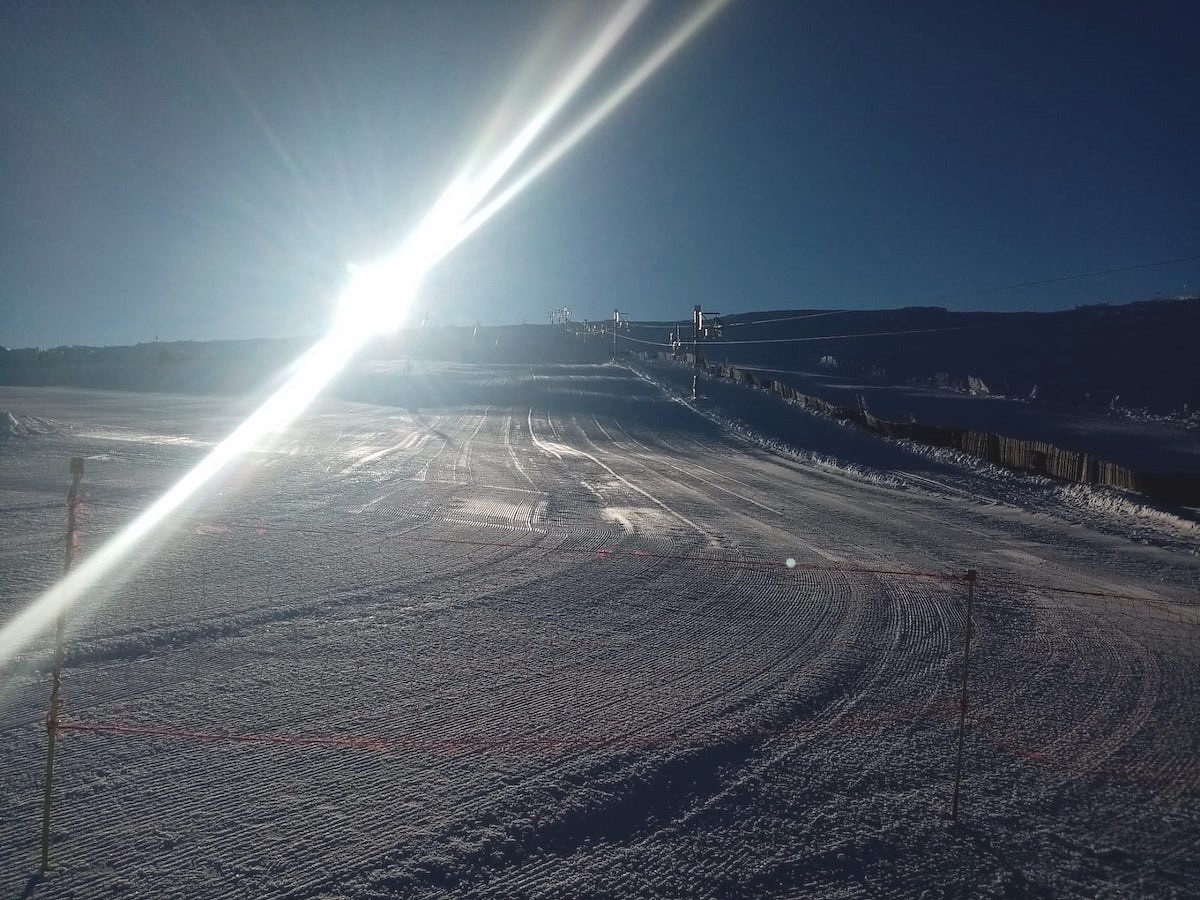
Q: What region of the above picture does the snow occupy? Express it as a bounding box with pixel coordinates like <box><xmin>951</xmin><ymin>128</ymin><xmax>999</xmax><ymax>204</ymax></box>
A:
<box><xmin>0</xmin><ymin>410</ymin><xmax>57</xmax><ymax>442</ymax></box>
<box><xmin>633</xmin><ymin>357</ymin><xmax>1200</xmax><ymax>554</ymax></box>
<box><xmin>0</xmin><ymin>411</ymin><xmax>20</xmax><ymax>439</ymax></box>
<box><xmin>1</xmin><ymin>365</ymin><xmax>1197</xmax><ymax>898</ymax></box>
<box><xmin>710</xmin><ymin>362</ymin><xmax>1200</xmax><ymax>476</ymax></box>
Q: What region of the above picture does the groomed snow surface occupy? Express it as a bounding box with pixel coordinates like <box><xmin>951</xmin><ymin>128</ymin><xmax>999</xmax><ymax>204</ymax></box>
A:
<box><xmin>1</xmin><ymin>363</ymin><xmax>1197</xmax><ymax>898</ymax></box>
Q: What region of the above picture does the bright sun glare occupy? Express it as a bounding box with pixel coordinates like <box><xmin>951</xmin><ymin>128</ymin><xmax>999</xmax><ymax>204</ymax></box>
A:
<box><xmin>337</xmin><ymin>178</ymin><xmax>480</xmax><ymax>336</ymax></box>
<box><xmin>0</xmin><ymin>0</ymin><xmax>732</xmax><ymax>667</ymax></box>
<box><xmin>337</xmin><ymin>258</ymin><xmax>423</xmax><ymax>337</ymax></box>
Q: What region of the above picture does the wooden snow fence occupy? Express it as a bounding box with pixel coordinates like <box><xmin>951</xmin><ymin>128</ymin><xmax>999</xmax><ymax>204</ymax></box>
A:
<box><xmin>665</xmin><ymin>353</ymin><xmax>1200</xmax><ymax>506</ymax></box>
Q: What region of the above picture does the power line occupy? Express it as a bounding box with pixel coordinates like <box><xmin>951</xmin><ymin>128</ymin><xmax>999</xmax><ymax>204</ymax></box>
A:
<box><xmin>619</xmin><ymin>252</ymin><xmax>1199</xmax><ymax>328</ymax></box>
<box><xmin>610</xmin><ymin>325</ymin><xmax>977</xmax><ymax>347</ymax></box>
<box><xmin>724</xmin><ymin>310</ymin><xmax>849</xmax><ymax>327</ymax></box>
<box><xmin>621</xmin><ymin>311</ymin><xmax>848</xmax><ymax>328</ymax></box>
<box><xmin>695</xmin><ymin>325</ymin><xmax>978</xmax><ymax>345</ymax></box>
<box><xmin>935</xmin><ymin>253</ymin><xmax>1200</xmax><ymax>301</ymax></box>
<box><xmin>613</xmin><ymin>330</ymin><xmax>673</xmax><ymax>347</ymax></box>
<box><xmin>604</xmin><ymin>251</ymin><xmax>1200</xmax><ymax>346</ymax></box>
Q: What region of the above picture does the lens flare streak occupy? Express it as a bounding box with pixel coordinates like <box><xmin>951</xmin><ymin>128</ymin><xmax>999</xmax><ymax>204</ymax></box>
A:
<box><xmin>457</xmin><ymin>0</ymin><xmax>732</xmax><ymax>247</ymax></box>
<box><xmin>0</xmin><ymin>0</ymin><xmax>732</xmax><ymax>665</ymax></box>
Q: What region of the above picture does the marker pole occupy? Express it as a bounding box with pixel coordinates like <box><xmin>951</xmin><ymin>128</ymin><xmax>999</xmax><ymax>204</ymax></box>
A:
<box><xmin>41</xmin><ymin>457</ymin><xmax>84</xmax><ymax>871</ymax></box>
<box><xmin>951</xmin><ymin>569</ymin><xmax>977</xmax><ymax>819</ymax></box>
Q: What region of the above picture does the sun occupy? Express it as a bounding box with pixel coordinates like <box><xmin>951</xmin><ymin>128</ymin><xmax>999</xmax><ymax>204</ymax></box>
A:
<box><xmin>337</xmin><ymin>258</ymin><xmax>423</xmax><ymax>337</ymax></box>
<box><xmin>0</xmin><ymin>0</ymin><xmax>733</xmax><ymax>667</ymax></box>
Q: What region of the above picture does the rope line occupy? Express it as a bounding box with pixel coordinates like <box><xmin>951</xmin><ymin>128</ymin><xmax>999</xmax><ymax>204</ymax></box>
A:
<box><xmin>199</xmin><ymin>517</ymin><xmax>1190</xmax><ymax>602</ymax></box>
<box><xmin>198</xmin><ymin>518</ymin><xmax>966</xmax><ymax>583</ymax></box>
<box><xmin>35</xmin><ymin>503</ymin><xmax>1185</xmax><ymax>602</ymax></box>
<box><xmin>56</xmin><ymin>721</ymin><xmax>696</xmax><ymax>752</ymax></box>
<box><xmin>56</xmin><ymin>705</ymin><xmax>961</xmax><ymax>754</ymax></box>
<box><xmin>983</xmin><ymin>577</ymin><xmax>1194</xmax><ymax>606</ymax></box>
<box><xmin>54</xmin><ymin>716</ymin><xmax>1199</xmax><ymax>793</ymax></box>
<box><xmin>77</xmin><ymin>509</ymin><xmax>1183</xmax><ymax>602</ymax></box>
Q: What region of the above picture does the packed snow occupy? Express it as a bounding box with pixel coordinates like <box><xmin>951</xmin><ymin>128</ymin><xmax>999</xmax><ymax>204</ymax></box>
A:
<box><xmin>1</xmin><ymin>364</ymin><xmax>1197</xmax><ymax>898</ymax></box>
<box><xmin>0</xmin><ymin>410</ymin><xmax>57</xmax><ymax>443</ymax></box>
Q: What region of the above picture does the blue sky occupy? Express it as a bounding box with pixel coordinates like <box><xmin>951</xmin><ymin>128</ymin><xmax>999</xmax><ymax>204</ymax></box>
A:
<box><xmin>2</xmin><ymin>0</ymin><xmax>1198</xmax><ymax>347</ymax></box>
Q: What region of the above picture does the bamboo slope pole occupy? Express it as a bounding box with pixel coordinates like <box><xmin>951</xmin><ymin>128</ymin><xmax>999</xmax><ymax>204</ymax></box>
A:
<box><xmin>41</xmin><ymin>456</ymin><xmax>84</xmax><ymax>871</ymax></box>
<box><xmin>951</xmin><ymin>569</ymin><xmax>977</xmax><ymax>820</ymax></box>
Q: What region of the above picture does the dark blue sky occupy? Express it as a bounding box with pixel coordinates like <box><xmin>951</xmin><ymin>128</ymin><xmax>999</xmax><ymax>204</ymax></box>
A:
<box><xmin>3</xmin><ymin>1</ymin><xmax>1198</xmax><ymax>347</ymax></box>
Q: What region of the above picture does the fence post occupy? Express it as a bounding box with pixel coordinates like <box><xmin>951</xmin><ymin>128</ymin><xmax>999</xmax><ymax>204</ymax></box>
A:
<box><xmin>41</xmin><ymin>457</ymin><xmax>84</xmax><ymax>871</ymax></box>
<box><xmin>951</xmin><ymin>569</ymin><xmax>977</xmax><ymax>819</ymax></box>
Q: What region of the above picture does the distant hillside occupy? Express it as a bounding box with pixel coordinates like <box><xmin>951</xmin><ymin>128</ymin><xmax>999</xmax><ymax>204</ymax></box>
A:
<box><xmin>0</xmin><ymin>325</ymin><xmax>606</xmax><ymax>397</ymax></box>
<box><xmin>0</xmin><ymin>338</ymin><xmax>313</xmax><ymax>395</ymax></box>
<box><xmin>3</xmin><ymin>300</ymin><xmax>1195</xmax><ymax>414</ymax></box>
<box><xmin>625</xmin><ymin>298</ymin><xmax>1200</xmax><ymax>413</ymax></box>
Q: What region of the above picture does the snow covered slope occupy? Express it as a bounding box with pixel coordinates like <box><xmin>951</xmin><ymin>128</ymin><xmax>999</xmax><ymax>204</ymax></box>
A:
<box><xmin>1</xmin><ymin>365</ymin><xmax>1196</xmax><ymax>898</ymax></box>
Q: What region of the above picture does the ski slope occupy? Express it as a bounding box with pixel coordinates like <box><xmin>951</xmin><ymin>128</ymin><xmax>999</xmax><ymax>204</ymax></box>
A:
<box><xmin>1</xmin><ymin>364</ymin><xmax>1197</xmax><ymax>898</ymax></box>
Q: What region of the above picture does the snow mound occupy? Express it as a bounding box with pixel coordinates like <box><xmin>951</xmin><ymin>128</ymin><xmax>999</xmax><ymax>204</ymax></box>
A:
<box><xmin>0</xmin><ymin>410</ymin><xmax>25</xmax><ymax>440</ymax></box>
<box><xmin>1056</xmin><ymin>481</ymin><xmax>1199</xmax><ymax>535</ymax></box>
<box><xmin>626</xmin><ymin>360</ymin><xmax>1200</xmax><ymax>556</ymax></box>
<box><xmin>0</xmin><ymin>409</ymin><xmax>56</xmax><ymax>441</ymax></box>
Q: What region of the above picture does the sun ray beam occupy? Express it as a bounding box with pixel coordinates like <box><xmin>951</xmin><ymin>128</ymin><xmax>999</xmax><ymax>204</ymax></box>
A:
<box><xmin>0</xmin><ymin>1</ymin><xmax>729</xmax><ymax>666</ymax></box>
<box><xmin>455</xmin><ymin>0</ymin><xmax>733</xmax><ymax>249</ymax></box>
